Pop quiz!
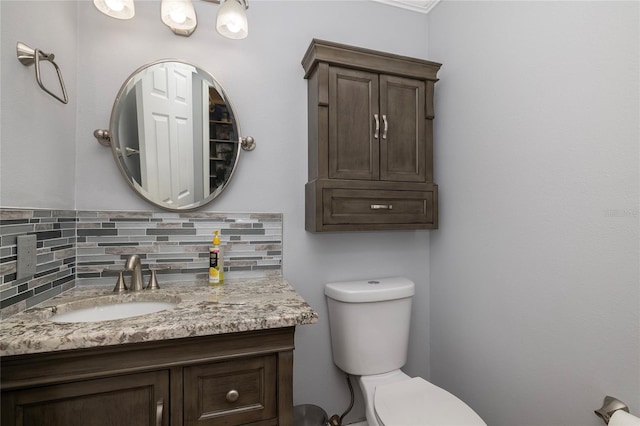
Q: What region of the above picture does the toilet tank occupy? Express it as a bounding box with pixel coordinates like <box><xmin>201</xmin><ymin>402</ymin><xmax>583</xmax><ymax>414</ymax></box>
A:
<box><xmin>325</xmin><ymin>277</ymin><xmax>415</xmax><ymax>376</ymax></box>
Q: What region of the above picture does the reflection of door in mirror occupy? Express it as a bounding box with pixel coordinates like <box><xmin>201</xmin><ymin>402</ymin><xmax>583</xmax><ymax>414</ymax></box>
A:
<box><xmin>136</xmin><ymin>62</ymin><xmax>196</xmax><ymax>208</ymax></box>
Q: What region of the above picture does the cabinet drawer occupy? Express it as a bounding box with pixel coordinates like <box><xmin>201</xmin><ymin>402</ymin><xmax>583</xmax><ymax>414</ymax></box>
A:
<box><xmin>323</xmin><ymin>188</ymin><xmax>435</xmax><ymax>226</ymax></box>
<box><xmin>184</xmin><ymin>355</ymin><xmax>277</xmax><ymax>425</ymax></box>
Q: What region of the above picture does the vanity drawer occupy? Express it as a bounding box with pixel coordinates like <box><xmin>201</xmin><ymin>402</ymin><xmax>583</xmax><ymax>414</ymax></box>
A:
<box><xmin>323</xmin><ymin>188</ymin><xmax>436</xmax><ymax>226</ymax></box>
<box><xmin>183</xmin><ymin>355</ymin><xmax>277</xmax><ymax>425</ymax></box>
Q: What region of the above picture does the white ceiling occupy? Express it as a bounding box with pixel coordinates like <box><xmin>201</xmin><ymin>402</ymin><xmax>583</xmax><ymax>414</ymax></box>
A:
<box><xmin>371</xmin><ymin>0</ymin><xmax>440</xmax><ymax>14</ymax></box>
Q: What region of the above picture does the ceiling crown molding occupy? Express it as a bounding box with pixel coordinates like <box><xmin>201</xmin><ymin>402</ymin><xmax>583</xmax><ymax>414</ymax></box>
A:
<box><xmin>371</xmin><ymin>0</ymin><xmax>440</xmax><ymax>14</ymax></box>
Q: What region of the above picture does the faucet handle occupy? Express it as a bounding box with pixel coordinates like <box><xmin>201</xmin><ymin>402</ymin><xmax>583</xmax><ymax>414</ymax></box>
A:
<box><xmin>146</xmin><ymin>265</ymin><xmax>170</xmax><ymax>290</ymax></box>
<box><xmin>147</xmin><ymin>270</ymin><xmax>160</xmax><ymax>290</ymax></box>
<box><xmin>104</xmin><ymin>268</ymin><xmax>128</xmax><ymax>293</ymax></box>
<box><xmin>114</xmin><ymin>270</ymin><xmax>128</xmax><ymax>293</ymax></box>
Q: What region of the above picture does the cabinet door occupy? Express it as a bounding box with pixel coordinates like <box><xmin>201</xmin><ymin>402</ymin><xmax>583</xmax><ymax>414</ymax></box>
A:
<box><xmin>2</xmin><ymin>370</ymin><xmax>169</xmax><ymax>426</ymax></box>
<box><xmin>328</xmin><ymin>67</ymin><xmax>379</xmax><ymax>181</ymax></box>
<box><xmin>379</xmin><ymin>75</ymin><xmax>426</xmax><ymax>182</ymax></box>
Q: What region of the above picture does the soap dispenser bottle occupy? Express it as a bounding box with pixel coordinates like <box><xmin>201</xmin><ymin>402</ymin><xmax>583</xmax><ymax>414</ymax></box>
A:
<box><xmin>209</xmin><ymin>230</ymin><xmax>224</xmax><ymax>285</ymax></box>
<box><xmin>216</xmin><ymin>230</ymin><xmax>224</xmax><ymax>283</ymax></box>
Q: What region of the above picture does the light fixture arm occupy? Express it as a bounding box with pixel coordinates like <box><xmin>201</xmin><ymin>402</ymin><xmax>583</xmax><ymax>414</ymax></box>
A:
<box><xmin>202</xmin><ymin>0</ymin><xmax>249</xmax><ymax>10</ymax></box>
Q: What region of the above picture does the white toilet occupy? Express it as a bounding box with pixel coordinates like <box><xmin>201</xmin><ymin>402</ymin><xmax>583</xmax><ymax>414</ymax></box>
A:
<box><xmin>325</xmin><ymin>277</ymin><xmax>486</xmax><ymax>426</ymax></box>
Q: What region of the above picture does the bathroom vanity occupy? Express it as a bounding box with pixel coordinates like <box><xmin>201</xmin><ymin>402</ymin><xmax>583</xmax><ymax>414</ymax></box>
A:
<box><xmin>0</xmin><ymin>278</ymin><xmax>318</xmax><ymax>426</ymax></box>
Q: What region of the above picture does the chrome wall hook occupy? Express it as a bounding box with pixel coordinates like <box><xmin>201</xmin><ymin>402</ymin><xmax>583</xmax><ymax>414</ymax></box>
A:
<box><xmin>595</xmin><ymin>396</ymin><xmax>630</xmax><ymax>424</ymax></box>
<box><xmin>17</xmin><ymin>42</ymin><xmax>68</xmax><ymax>104</ymax></box>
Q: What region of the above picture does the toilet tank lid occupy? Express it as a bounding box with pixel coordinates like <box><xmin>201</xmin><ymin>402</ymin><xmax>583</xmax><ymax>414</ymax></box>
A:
<box><xmin>325</xmin><ymin>277</ymin><xmax>415</xmax><ymax>303</ymax></box>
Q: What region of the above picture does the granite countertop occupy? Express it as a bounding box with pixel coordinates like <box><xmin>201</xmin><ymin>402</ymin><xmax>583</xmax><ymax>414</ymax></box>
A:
<box><xmin>0</xmin><ymin>277</ymin><xmax>318</xmax><ymax>356</ymax></box>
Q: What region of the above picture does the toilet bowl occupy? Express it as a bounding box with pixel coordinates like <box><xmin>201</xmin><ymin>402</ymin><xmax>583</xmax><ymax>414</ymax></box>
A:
<box><xmin>325</xmin><ymin>277</ymin><xmax>486</xmax><ymax>426</ymax></box>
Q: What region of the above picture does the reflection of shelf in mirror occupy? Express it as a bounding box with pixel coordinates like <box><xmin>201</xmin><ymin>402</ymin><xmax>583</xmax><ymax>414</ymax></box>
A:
<box><xmin>209</xmin><ymin>157</ymin><xmax>226</xmax><ymax>161</ymax></box>
<box><xmin>210</xmin><ymin>120</ymin><xmax>232</xmax><ymax>124</ymax></box>
<box><xmin>209</xmin><ymin>139</ymin><xmax>237</xmax><ymax>143</ymax></box>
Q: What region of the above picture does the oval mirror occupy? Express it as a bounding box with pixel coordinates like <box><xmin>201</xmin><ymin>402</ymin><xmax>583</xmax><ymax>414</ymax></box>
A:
<box><xmin>100</xmin><ymin>59</ymin><xmax>253</xmax><ymax>211</ymax></box>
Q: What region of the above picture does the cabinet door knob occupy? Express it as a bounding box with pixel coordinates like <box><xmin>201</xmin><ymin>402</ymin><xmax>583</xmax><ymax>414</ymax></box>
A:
<box><xmin>382</xmin><ymin>114</ymin><xmax>388</xmax><ymax>140</ymax></box>
<box><xmin>226</xmin><ymin>389</ymin><xmax>240</xmax><ymax>403</ymax></box>
<box><xmin>373</xmin><ymin>114</ymin><xmax>380</xmax><ymax>139</ymax></box>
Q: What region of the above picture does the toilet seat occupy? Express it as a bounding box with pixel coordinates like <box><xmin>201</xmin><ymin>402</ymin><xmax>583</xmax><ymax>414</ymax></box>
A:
<box><xmin>374</xmin><ymin>377</ymin><xmax>486</xmax><ymax>426</ymax></box>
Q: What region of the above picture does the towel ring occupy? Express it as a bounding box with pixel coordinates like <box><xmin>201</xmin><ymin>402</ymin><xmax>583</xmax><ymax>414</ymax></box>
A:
<box><xmin>17</xmin><ymin>42</ymin><xmax>68</xmax><ymax>104</ymax></box>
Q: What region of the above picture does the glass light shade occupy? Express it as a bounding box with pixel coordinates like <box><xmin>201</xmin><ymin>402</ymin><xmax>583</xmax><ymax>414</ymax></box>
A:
<box><xmin>216</xmin><ymin>0</ymin><xmax>248</xmax><ymax>40</ymax></box>
<box><xmin>161</xmin><ymin>0</ymin><xmax>198</xmax><ymax>36</ymax></box>
<box><xmin>93</xmin><ymin>0</ymin><xmax>135</xmax><ymax>20</ymax></box>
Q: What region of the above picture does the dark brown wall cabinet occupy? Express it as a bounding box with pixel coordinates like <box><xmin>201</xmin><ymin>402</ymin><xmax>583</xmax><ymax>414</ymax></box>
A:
<box><xmin>302</xmin><ymin>39</ymin><xmax>441</xmax><ymax>232</ymax></box>
<box><xmin>1</xmin><ymin>328</ymin><xmax>295</xmax><ymax>426</ymax></box>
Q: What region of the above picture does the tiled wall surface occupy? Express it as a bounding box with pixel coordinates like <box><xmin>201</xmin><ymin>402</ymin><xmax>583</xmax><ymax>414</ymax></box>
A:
<box><xmin>0</xmin><ymin>208</ymin><xmax>283</xmax><ymax>318</ymax></box>
<box><xmin>76</xmin><ymin>211</ymin><xmax>283</xmax><ymax>286</ymax></box>
<box><xmin>0</xmin><ymin>209</ymin><xmax>77</xmax><ymax>318</ymax></box>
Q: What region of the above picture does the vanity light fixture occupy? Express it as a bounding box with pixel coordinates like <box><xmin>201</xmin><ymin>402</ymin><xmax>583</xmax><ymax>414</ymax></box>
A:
<box><xmin>94</xmin><ymin>0</ymin><xmax>249</xmax><ymax>39</ymax></box>
<box><xmin>213</xmin><ymin>0</ymin><xmax>249</xmax><ymax>40</ymax></box>
<box><xmin>161</xmin><ymin>0</ymin><xmax>198</xmax><ymax>37</ymax></box>
<box><xmin>93</xmin><ymin>0</ymin><xmax>135</xmax><ymax>20</ymax></box>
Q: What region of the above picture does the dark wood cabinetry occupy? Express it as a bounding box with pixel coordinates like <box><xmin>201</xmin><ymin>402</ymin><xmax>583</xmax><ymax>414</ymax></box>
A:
<box><xmin>184</xmin><ymin>355</ymin><xmax>277</xmax><ymax>425</ymax></box>
<box><xmin>1</xmin><ymin>328</ymin><xmax>294</xmax><ymax>426</ymax></box>
<box><xmin>3</xmin><ymin>371</ymin><xmax>169</xmax><ymax>426</ymax></box>
<box><xmin>302</xmin><ymin>39</ymin><xmax>441</xmax><ymax>232</ymax></box>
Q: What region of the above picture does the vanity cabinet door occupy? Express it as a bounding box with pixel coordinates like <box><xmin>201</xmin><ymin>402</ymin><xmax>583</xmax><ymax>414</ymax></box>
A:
<box><xmin>2</xmin><ymin>370</ymin><xmax>169</xmax><ymax>426</ymax></box>
<box><xmin>183</xmin><ymin>355</ymin><xmax>277</xmax><ymax>425</ymax></box>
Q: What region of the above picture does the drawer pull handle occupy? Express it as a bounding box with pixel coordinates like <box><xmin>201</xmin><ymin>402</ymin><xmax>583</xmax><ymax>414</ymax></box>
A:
<box><xmin>371</xmin><ymin>204</ymin><xmax>393</xmax><ymax>210</ymax></box>
<box><xmin>226</xmin><ymin>389</ymin><xmax>240</xmax><ymax>403</ymax></box>
<box><xmin>373</xmin><ymin>114</ymin><xmax>380</xmax><ymax>139</ymax></box>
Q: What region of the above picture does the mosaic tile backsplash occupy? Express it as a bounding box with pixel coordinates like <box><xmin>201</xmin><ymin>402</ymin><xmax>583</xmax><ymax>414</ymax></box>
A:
<box><xmin>1</xmin><ymin>208</ymin><xmax>283</xmax><ymax>318</ymax></box>
<box><xmin>0</xmin><ymin>209</ymin><xmax>77</xmax><ymax>318</ymax></box>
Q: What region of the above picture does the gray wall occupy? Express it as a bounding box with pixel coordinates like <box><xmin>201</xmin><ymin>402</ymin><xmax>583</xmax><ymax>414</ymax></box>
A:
<box><xmin>0</xmin><ymin>1</ymin><xmax>77</xmax><ymax>209</ymax></box>
<box><xmin>428</xmin><ymin>2</ymin><xmax>640</xmax><ymax>425</ymax></box>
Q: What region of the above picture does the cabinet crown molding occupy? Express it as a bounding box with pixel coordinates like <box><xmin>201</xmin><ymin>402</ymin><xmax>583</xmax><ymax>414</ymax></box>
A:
<box><xmin>302</xmin><ymin>39</ymin><xmax>441</xmax><ymax>81</ymax></box>
<box><xmin>371</xmin><ymin>0</ymin><xmax>441</xmax><ymax>14</ymax></box>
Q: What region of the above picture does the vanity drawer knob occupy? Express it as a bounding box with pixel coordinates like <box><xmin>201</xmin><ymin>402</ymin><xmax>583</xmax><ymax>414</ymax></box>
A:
<box><xmin>226</xmin><ymin>389</ymin><xmax>240</xmax><ymax>403</ymax></box>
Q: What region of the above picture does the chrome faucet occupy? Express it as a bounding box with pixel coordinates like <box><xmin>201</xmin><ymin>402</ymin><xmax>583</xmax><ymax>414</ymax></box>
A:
<box><xmin>124</xmin><ymin>254</ymin><xmax>144</xmax><ymax>292</ymax></box>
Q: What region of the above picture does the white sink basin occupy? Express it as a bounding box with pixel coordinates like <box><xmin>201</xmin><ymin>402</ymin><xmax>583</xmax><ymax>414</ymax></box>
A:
<box><xmin>49</xmin><ymin>301</ymin><xmax>177</xmax><ymax>323</ymax></box>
